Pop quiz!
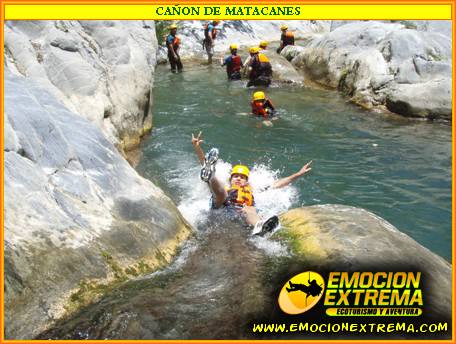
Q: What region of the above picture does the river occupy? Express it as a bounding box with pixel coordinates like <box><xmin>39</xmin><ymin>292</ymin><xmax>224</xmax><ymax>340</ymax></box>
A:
<box><xmin>37</xmin><ymin>62</ymin><xmax>452</xmax><ymax>340</ymax></box>
<box><xmin>139</xmin><ymin>64</ymin><xmax>452</xmax><ymax>261</ymax></box>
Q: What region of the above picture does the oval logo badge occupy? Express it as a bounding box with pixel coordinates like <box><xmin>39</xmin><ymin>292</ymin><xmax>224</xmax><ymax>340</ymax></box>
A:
<box><xmin>278</xmin><ymin>271</ymin><xmax>325</xmax><ymax>315</ymax></box>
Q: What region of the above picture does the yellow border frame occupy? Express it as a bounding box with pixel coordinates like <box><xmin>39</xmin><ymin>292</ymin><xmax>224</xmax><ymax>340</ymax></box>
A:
<box><xmin>3</xmin><ymin>4</ymin><xmax>452</xmax><ymax>20</ymax></box>
<box><xmin>1</xmin><ymin>1</ymin><xmax>454</xmax><ymax>344</ymax></box>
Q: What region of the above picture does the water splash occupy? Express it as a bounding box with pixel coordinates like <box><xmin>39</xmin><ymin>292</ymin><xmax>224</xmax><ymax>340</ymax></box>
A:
<box><xmin>178</xmin><ymin>160</ymin><xmax>298</xmax><ymax>230</ymax></box>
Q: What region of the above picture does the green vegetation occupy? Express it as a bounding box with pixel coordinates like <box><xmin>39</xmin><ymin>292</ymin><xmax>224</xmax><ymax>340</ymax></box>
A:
<box><xmin>101</xmin><ymin>251</ymin><xmax>127</xmax><ymax>281</ymax></box>
<box><xmin>272</xmin><ymin>228</ymin><xmax>302</xmax><ymax>256</ymax></box>
<box><xmin>137</xmin><ymin>260</ymin><xmax>152</xmax><ymax>274</ymax></box>
<box><xmin>155</xmin><ymin>21</ymin><xmax>173</xmax><ymax>46</ymax></box>
<box><xmin>66</xmin><ymin>251</ymin><xmax>156</xmax><ymax>313</ymax></box>
<box><xmin>427</xmin><ymin>51</ymin><xmax>447</xmax><ymax>62</ymax></box>
<box><xmin>391</xmin><ymin>20</ymin><xmax>418</xmax><ymax>30</ymax></box>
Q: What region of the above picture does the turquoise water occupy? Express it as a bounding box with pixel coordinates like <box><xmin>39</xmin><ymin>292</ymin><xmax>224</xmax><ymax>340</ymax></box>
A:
<box><xmin>38</xmin><ymin>63</ymin><xmax>452</xmax><ymax>340</ymax></box>
<box><xmin>138</xmin><ymin>64</ymin><xmax>452</xmax><ymax>261</ymax></box>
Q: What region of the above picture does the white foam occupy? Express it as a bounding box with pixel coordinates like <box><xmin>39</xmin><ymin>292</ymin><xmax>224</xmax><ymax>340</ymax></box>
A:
<box><xmin>177</xmin><ymin>160</ymin><xmax>298</xmax><ymax>230</ymax></box>
<box><xmin>250</xmin><ymin>232</ymin><xmax>290</xmax><ymax>257</ymax></box>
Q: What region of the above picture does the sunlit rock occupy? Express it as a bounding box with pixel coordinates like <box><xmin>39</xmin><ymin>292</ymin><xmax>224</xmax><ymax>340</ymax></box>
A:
<box><xmin>276</xmin><ymin>205</ymin><xmax>451</xmax><ymax>321</ymax></box>
<box><xmin>4</xmin><ymin>20</ymin><xmax>158</xmax><ymax>151</ymax></box>
<box><xmin>290</xmin><ymin>21</ymin><xmax>452</xmax><ymax>119</ymax></box>
<box><xmin>4</xmin><ymin>72</ymin><xmax>192</xmax><ymax>339</ymax></box>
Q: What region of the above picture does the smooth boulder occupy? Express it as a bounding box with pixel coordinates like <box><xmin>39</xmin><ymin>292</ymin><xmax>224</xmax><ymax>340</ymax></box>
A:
<box><xmin>4</xmin><ymin>72</ymin><xmax>192</xmax><ymax>339</ymax></box>
<box><xmin>289</xmin><ymin>21</ymin><xmax>452</xmax><ymax>119</ymax></box>
<box><xmin>276</xmin><ymin>205</ymin><xmax>451</xmax><ymax>321</ymax></box>
<box><xmin>4</xmin><ymin>20</ymin><xmax>158</xmax><ymax>151</ymax></box>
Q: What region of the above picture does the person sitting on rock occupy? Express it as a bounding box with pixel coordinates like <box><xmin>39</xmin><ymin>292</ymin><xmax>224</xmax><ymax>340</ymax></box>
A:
<box><xmin>191</xmin><ymin>131</ymin><xmax>312</xmax><ymax>236</ymax></box>
<box><xmin>166</xmin><ymin>24</ymin><xmax>183</xmax><ymax>73</ymax></box>
<box><xmin>203</xmin><ymin>20</ymin><xmax>220</xmax><ymax>64</ymax></box>
<box><xmin>247</xmin><ymin>47</ymin><xmax>272</xmax><ymax>87</ymax></box>
<box><xmin>251</xmin><ymin>91</ymin><xmax>276</xmax><ymax>118</ymax></box>
<box><xmin>277</xmin><ymin>25</ymin><xmax>295</xmax><ymax>54</ymax></box>
<box><xmin>220</xmin><ymin>44</ymin><xmax>243</xmax><ymax>80</ymax></box>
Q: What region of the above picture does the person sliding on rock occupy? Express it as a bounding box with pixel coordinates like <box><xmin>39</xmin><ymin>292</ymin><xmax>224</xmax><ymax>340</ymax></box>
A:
<box><xmin>166</xmin><ymin>24</ymin><xmax>183</xmax><ymax>73</ymax></box>
<box><xmin>191</xmin><ymin>131</ymin><xmax>312</xmax><ymax>236</ymax></box>
<box><xmin>277</xmin><ymin>25</ymin><xmax>295</xmax><ymax>54</ymax></box>
<box><xmin>220</xmin><ymin>44</ymin><xmax>243</xmax><ymax>80</ymax></box>
<box><xmin>251</xmin><ymin>91</ymin><xmax>276</xmax><ymax>118</ymax></box>
<box><xmin>202</xmin><ymin>20</ymin><xmax>220</xmax><ymax>64</ymax></box>
<box><xmin>247</xmin><ymin>47</ymin><xmax>272</xmax><ymax>87</ymax></box>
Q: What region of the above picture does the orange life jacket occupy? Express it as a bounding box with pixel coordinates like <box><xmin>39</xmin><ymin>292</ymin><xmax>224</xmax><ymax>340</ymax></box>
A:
<box><xmin>251</xmin><ymin>99</ymin><xmax>275</xmax><ymax>118</ymax></box>
<box><xmin>166</xmin><ymin>34</ymin><xmax>180</xmax><ymax>50</ymax></box>
<box><xmin>225</xmin><ymin>184</ymin><xmax>254</xmax><ymax>207</ymax></box>
<box><xmin>282</xmin><ymin>31</ymin><xmax>295</xmax><ymax>46</ymax></box>
<box><xmin>251</xmin><ymin>100</ymin><xmax>268</xmax><ymax>118</ymax></box>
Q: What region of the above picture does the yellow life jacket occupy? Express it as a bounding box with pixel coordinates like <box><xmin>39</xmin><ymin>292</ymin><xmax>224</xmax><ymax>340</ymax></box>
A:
<box><xmin>258</xmin><ymin>53</ymin><xmax>269</xmax><ymax>63</ymax></box>
<box><xmin>225</xmin><ymin>184</ymin><xmax>254</xmax><ymax>207</ymax></box>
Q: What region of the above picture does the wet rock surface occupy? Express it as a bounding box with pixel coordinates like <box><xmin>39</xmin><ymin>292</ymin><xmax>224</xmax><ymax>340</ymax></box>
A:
<box><xmin>36</xmin><ymin>219</ymin><xmax>271</xmax><ymax>340</ymax></box>
<box><xmin>277</xmin><ymin>205</ymin><xmax>452</xmax><ymax>322</ymax></box>
<box><xmin>4</xmin><ymin>72</ymin><xmax>192</xmax><ymax>339</ymax></box>
<box><xmin>4</xmin><ymin>19</ymin><xmax>451</xmax><ymax>340</ymax></box>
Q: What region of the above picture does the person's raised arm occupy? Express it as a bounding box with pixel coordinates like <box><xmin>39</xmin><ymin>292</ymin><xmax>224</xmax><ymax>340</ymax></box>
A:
<box><xmin>271</xmin><ymin>161</ymin><xmax>312</xmax><ymax>189</ymax></box>
<box><xmin>191</xmin><ymin>131</ymin><xmax>206</xmax><ymax>165</ymax></box>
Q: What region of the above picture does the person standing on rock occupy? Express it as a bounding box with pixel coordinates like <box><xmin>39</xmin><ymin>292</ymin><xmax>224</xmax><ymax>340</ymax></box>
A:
<box><xmin>247</xmin><ymin>47</ymin><xmax>272</xmax><ymax>87</ymax></box>
<box><xmin>220</xmin><ymin>44</ymin><xmax>243</xmax><ymax>80</ymax></box>
<box><xmin>166</xmin><ymin>24</ymin><xmax>183</xmax><ymax>73</ymax></box>
<box><xmin>203</xmin><ymin>20</ymin><xmax>220</xmax><ymax>64</ymax></box>
<box><xmin>191</xmin><ymin>131</ymin><xmax>312</xmax><ymax>236</ymax></box>
<box><xmin>277</xmin><ymin>25</ymin><xmax>295</xmax><ymax>54</ymax></box>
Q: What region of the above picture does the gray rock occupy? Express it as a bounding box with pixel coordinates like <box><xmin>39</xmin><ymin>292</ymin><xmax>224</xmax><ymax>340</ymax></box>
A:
<box><xmin>280</xmin><ymin>44</ymin><xmax>305</xmax><ymax>61</ymax></box>
<box><xmin>4</xmin><ymin>20</ymin><xmax>158</xmax><ymax>150</ymax></box>
<box><xmin>4</xmin><ymin>72</ymin><xmax>192</xmax><ymax>339</ymax></box>
<box><xmin>278</xmin><ymin>205</ymin><xmax>451</xmax><ymax>321</ymax></box>
<box><xmin>385</xmin><ymin>78</ymin><xmax>452</xmax><ymax>119</ymax></box>
<box><xmin>264</xmin><ymin>49</ymin><xmax>304</xmax><ymax>84</ymax></box>
<box><xmin>4</xmin><ymin>113</ymin><xmax>21</xmax><ymax>153</ymax></box>
<box><xmin>331</xmin><ymin>20</ymin><xmax>452</xmax><ymax>38</ymax></box>
<box><xmin>290</xmin><ymin>21</ymin><xmax>452</xmax><ymax>119</ymax></box>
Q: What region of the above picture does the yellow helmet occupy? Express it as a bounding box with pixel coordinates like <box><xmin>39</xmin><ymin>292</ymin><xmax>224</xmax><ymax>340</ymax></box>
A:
<box><xmin>259</xmin><ymin>40</ymin><xmax>269</xmax><ymax>48</ymax></box>
<box><xmin>280</xmin><ymin>25</ymin><xmax>288</xmax><ymax>30</ymax></box>
<box><xmin>253</xmin><ymin>91</ymin><xmax>265</xmax><ymax>101</ymax></box>
<box><xmin>231</xmin><ymin>165</ymin><xmax>250</xmax><ymax>178</ymax></box>
<box><xmin>229</xmin><ymin>44</ymin><xmax>238</xmax><ymax>50</ymax></box>
<box><xmin>169</xmin><ymin>24</ymin><xmax>177</xmax><ymax>30</ymax></box>
<box><xmin>213</xmin><ymin>20</ymin><xmax>220</xmax><ymax>24</ymax></box>
<box><xmin>249</xmin><ymin>46</ymin><xmax>260</xmax><ymax>54</ymax></box>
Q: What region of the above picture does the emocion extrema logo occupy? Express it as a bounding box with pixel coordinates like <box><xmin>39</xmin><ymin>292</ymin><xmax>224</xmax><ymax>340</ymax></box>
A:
<box><xmin>278</xmin><ymin>271</ymin><xmax>325</xmax><ymax>315</ymax></box>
